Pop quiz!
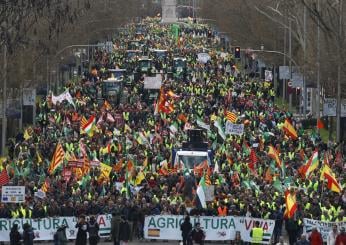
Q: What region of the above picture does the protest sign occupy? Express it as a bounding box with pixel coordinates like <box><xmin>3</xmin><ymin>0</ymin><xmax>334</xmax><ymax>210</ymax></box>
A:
<box><xmin>225</xmin><ymin>121</ymin><xmax>244</xmax><ymax>135</ymax></box>
<box><xmin>1</xmin><ymin>186</ymin><xmax>25</xmax><ymax>203</ymax></box>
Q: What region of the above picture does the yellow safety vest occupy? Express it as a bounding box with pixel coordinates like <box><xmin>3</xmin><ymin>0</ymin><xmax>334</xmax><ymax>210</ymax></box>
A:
<box><xmin>252</xmin><ymin>227</ymin><xmax>264</xmax><ymax>243</ymax></box>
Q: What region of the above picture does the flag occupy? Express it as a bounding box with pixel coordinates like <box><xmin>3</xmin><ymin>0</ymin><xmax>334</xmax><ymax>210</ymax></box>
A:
<box><xmin>41</xmin><ymin>178</ymin><xmax>50</xmax><ymax>193</ymax></box>
<box><xmin>48</xmin><ymin>143</ymin><xmax>65</xmax><ymax>174</ymax></box>
<box><xmin>249</xmin><ymin>148</ymin><xmax>257</xmax><ymax>173</ymax></box>
<box><xmin>103</xmin><ymin>100</ymin><xmax>112</xmax><ymax>110</ymax></box>
<box><xmin>268</xmin><ymin>145</ymin><xmax>282</xmax><ymax>168</ymax></box>
<box><xmin>298</xmin><ymin>151</ymin><xmax>319</xmax><ymax>178</ymax></box>
<box><xmin>317</xmin><ymin>119</ymin><xmax>324</xmax><ymax>129</ymax></box>
<box><xmin>205</xmin><ymin>168</ymin><xmax>212</xmax><ymax>185</ymax></box>
<box><xmin>135</xmin><ymin>171</ymin><xmax>146</xmax><ymax>186</ymax></box>
<box><xmin>82</xmin><ymin>115</ymin><xmax>96</xmax><ymax>135</ymax></box>
<box><xmin>225</xmin><ymin>111</ymin><xmax>237</xmax><ymax>123</ymax></box>
<box><xmin>0</xmin><ymin>169</ymin><xmax>10</xmax><ymax>186</ymax></box>
<box><xmin>80</xmin><ymin>116</ymin><xmax>88</xmax><ymax>132</ymax></box>
<box><xmin>214</xmin><ymin>119</ymin><xmax>226</xmax><ymax>140</ymax></box>
<box><xmin>194</xmin><ymin>160</ymin><xmax>208</xmax><ymax>176</ymax></box>
<box><xmin>284</xmin><ymin>189</ymin><xmax>297</xmax><ymax>218</ymax></box>
<box><xmin>283</xmin><ymin>119</ymin><xmax>298</xmax><ymax>140</ymax></box>
<box><xmin>167</xmin><ymin>90</ymin><xmax>179</xmax><ymax>99</ymax></box>
<box><xmin>99</xmin><ymin>163</ymin><xmax>112</xmax><ymax>181</ymax></box>
<box><xmin>113</xmin><ymin>159</ymin><xmax>123</xmax><ymax>173</ymax></box>
<box><xmin>320</xmin><ymin>164</ymin><xmax>342</xmax><ymax>193</ymax></box>
<box><xmin>196</xmin><ymin>175</ymin><xmax>207</xmax><ymax>208</ymax></box>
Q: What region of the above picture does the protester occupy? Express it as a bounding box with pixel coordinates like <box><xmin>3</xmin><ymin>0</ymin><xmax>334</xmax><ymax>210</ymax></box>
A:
<box><xmin>75</xmin><ymin>215</ymin><xmax>88</xmax><ymax>245</ymax></box>
<box><xmin>118</xmin><ymin>216</ymin><xmax>131</xmax><ymax>245</ymax></box>
<box><xmin>327</xmin><ymin>224</ymin><xmax>339</xmax><ymax>245</ymax></box>
<box><xmin>88</xmin><ymin>216</ymin><xmax>100</xmax><ymax>245</ymax></box>
<box><xmin>111</xmin><ymin>212</ymin><xmax>121</xmax><ymax>245</ymax></box>
<box><xmin>309</xmin><ymin>227</ymin><xmax>323</xmax><ymax>245</ymax></box>
<box><xmin>22</xmin><ymin>223</ymin><xmax>34</xmax><ymax>245</ymax></box>
<box><xmin>233</xmin><ymin>231</ymin><xmax>244</xmax><ymax>245</ymax></box>
<box><xmin>54</xmin><ymin>225</ymin><xmax>68</xmax><ymax>245</ymax></box>
<box><xmin>190</xmin><ymin>222</ymin><xmax>205</xmax><ymax>245</ymax></box>
<box><xmin>9</xmin><ymin>224</ymin><xmax>21</xmax><ymax>245</ymax></box>
<box><xmin>250</xmin><ymin>221</ymin><xmax>264</xmax><ymax>244</ymax></box>
<box><xmin>335</xmin><ymin>227</ymin><xmax>346</xmax><ymax>245</ymax></box>
<box><xmin>180</xmin><ymin>215</ymin><xmax>193</xmax><ymax>245</ymax></box>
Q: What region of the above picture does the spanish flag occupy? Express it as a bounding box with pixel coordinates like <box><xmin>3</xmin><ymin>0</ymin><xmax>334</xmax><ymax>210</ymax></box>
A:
<box><xmin>283</xmin><ymin>119</ymin><xmax>298</xmax><ymax>140</ymax></box>
<box><xmin>284</xmin><ymin>189</ymin><xmax>297</xmax><ymax>218</ymax></box>
<box><xmin>267</xmin><ymin>145</ymin><xmax>282</xmax><ymax>168</ymax></box>
<box><xmin>320</xmin><ymin>164</ymin><xmax>342</xmax><ymax>193</ymax></box>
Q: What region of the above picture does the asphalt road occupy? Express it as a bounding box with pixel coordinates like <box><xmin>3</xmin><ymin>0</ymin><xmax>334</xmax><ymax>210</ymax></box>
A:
<box><xmin>36</xmin><ymin>240</ymin><xmax>230</xmax><ymax>245</ymax></box>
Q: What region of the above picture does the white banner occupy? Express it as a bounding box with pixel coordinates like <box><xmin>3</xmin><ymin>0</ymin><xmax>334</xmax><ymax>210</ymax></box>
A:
<box><xmin>144</xmin><ymin>215</ymin><xmax>275</xmax><ymax>243</ymax></box>
<box><xmin>303</xmin><ymin>219</ymin><xmax>346</xmax><ymax>242</ymax></box>
<box><xmin>225</xmin><ymin>121</ymin><xmax>244</xmax><ymax>135</ymax></box>
<box><xmin>51</xmin><ymin>91</ymin><xmax>75</xmax><ymax>107</ymax></box>
<box><xmin>1</xmin><ymin>186</ymin><xmax>25</xmax><ymax>203</ymax></box>
<box><xmin>22</xmin><ymin>89</ymin><xmax>36</xmax><ymax>106</ymax></box>
<box><xmin>0</xmin><ymin>215</ymin><xmax>112</xmax><ymax>241</ymax></box>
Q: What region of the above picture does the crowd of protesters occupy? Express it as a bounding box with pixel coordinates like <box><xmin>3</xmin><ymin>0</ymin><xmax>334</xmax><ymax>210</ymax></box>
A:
<box><xmin>0</xmin><ymin>16</ymin><xmax>345</xmax><ymax>245</ymax></box>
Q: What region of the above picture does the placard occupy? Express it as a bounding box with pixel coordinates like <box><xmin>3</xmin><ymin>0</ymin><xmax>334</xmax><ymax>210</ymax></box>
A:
<box><xmin>1</xmin><ymin>186</ymin><xmax>25</xmax><ymax>203</ymax></box>
<box><xmin>225</xmin><ymin>121</ymin><xmax>244</xmax><ymax>135</ymax></box>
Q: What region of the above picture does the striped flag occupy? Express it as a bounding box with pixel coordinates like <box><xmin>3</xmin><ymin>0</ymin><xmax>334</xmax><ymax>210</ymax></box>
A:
<box><xmin>82</xmin><ymin>115</ymin><xmax>96</xmax><ymax>135</ymax></box>
<box><xmin>196</xmin><ymin>175</ymin><xmax>207</xmax><ymax>209</ymax></box>
<box><xmin>298</xmin><ymin>151</ymin><xmax>319</xmax><ymax>178</ymax></box>
<box><xmin>41</xmin><ymin>178</ymin><xmax>50</xmax><ymax>193</ymax></box>
<box><xmin>225</xmin><ymin>111</ymin><xmax>237</xmax><ymax>123</ymax></box>
<box><xmin>268</xmin><ymin>145</ymin><xmax>282</xmax><ymax>168</ymax></box>
<box><xmin>284</xmin><ymin>189</ymin><xmax>297</xmax><ymax>218</ymax></box>
<box><xmin>80</xmin><ymin>116</ymin><xmax>88</xmax><ymax>132</ymax></box>
<box><xmin>48</xmin><ymin>143</ymin><xmax>65</xmax><ymax>174</ymax></box>
<box><xmin>283</xmin><ymin>119</ymin><xmax>298</xmax><ymax>140</ymax></box>
<box><xmin>320</xmin><ymin>164</ymin><xmax>342</xmax><ymax>193</ymax></box>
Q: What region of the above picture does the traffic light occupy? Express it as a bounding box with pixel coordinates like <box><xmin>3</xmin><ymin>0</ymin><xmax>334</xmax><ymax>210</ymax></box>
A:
<box><xmin>234</xmin><ymin>47</ymin><xmax>241</xmax><ymax>59</ymax></box>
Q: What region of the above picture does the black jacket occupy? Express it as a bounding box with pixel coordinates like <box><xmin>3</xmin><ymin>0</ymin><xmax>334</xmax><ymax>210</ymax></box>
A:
<box><xmin>180</xmin><ymin>221</ymin><xmax>192</xmax><ymax>237</ymax></box>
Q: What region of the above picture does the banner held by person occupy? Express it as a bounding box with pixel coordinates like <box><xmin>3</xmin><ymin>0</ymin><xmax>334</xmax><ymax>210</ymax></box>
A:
<box><xmin>303</xmin><ymin>219</ymin><xmax>346</xmax><ymax>242</ymax></box>
<box><xmin>144</xmin><ymin>215</ymin><xmax>275</xmax><ymax>243</ymax></box>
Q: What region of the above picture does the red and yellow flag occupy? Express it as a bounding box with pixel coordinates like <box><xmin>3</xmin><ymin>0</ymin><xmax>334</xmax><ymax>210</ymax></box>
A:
<box><xmin>48</xmin><ymin>143</ymin><xmax>65</xmax><ymax>175</ymax></box>
<box><xmin>320</xmin><ymin>164</ymin><xmax>342</xmax><ymax>193</ymax></box>
<box><xmin>268</xmin><ymin>145</ymin><xmax>282</xmax><ymax>168</ymax></box>
<box><xmin>283</xmin><ymin>119</ymin><xmax>298</xmax><ymax>140</ymax></box>
<box><xmin>225</xmin><ymin>111</ymin><xmax>237</xmax><ymax>123</ymax></box>
<box><xmin>284</xmin><ymin>189</ymin><xmax>297</xmax><ymax>219</ymax></box>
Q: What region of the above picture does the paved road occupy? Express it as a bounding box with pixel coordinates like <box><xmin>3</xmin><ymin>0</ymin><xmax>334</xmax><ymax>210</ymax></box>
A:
<box><xmin>38</xmin><ymin>240</ymin><xmax>228</xmax><ymax>245</ymax></box>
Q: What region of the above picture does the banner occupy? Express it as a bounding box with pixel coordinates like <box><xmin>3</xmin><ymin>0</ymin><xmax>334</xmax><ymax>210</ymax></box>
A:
<box><xmin>0</xmin><ymin>215</ymin><xmax>112</xmax><ymax>241</ymax></box>
<box><xmin>1</xmin><ymin>186</ymin><xmax>25</xmax><ymax>203</ymax></box>
<box><xmin>225</xmin><ymin>121</ymin><xmax>244</xmax><ymax>135</ymax></box>
<box><xmin>303</xmin><ymin>218</ymin><xmax>346</xmax><ymax>242</ymax></box>
<box><xmin>51</xmin><ymin>91</ymin><xmax>75</xmax><ymax>107</ymax></box>
<box><xmin>144</xmin><ymin>215</ymin><xmax>275</xmax><ymax>243</ymax></box>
